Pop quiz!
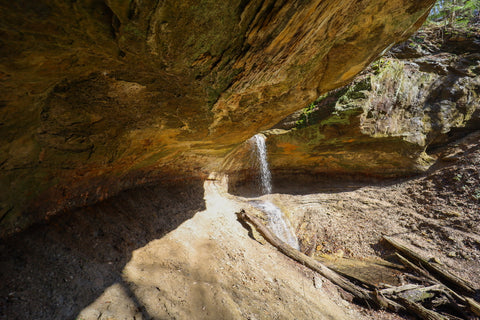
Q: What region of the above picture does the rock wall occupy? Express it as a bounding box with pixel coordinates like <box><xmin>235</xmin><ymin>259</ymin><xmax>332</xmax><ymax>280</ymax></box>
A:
<box><xmin>248</xmin><ymin>26</ymin><xmax>480</xmax><ymax>181</ymax></box>
<box><xmin>0</xmin><ymin>0</ymin><xmax>435</xmax><ymax>236</ymax></box>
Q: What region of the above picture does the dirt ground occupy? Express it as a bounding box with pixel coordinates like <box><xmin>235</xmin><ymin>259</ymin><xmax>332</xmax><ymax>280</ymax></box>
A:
<box><xmin>268</xmin><ymin>131</ymin><xmax>480</xmax><ymax>290</ymax></box>
<box><xmin>1</xmin><ymin>132</ymin><xmax>479</xmax><ymax>319</ymax></box>
<box><xmin>0</xmin><ymin>175</ymin><xmax>367</xmax><ymax>320</ymax></box>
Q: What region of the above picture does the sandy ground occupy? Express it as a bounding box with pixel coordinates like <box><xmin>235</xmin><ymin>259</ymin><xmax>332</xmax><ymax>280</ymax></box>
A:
<box><xmin>1</xmin><ymin>175</ymin><xmax>366</xmax><ymax>320</ymax></box>
<box><xmin>1</xmin><ymin>132</ymin><xmax>479</xmax><ymax>320</ymax></box>
<box><xmin>266</xmin><ymin>132</ymin><xmax>480</xmax><ymax>291</ymax></box>
<box><xmin>77</xmin><ymin>176</ymin><xmax>362</xmax><ymax>320</ymax></box>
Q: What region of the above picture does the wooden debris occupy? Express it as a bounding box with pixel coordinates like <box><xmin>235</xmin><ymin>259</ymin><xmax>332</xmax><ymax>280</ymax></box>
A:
<box><xmin>395</xmin><ymin>252</ymin><xmax>437</xmax><ymax>282</ymax></box>
<box><xmin>236</xmin><ymin>210</ymin><xmax>378</xmax><ymax>305</ymax></box>
<box><xmin>383</xmin><ymin>236</ymin><xmax>476</xmax><ymax>296</ymax></box>
<box><xmin>466</xmin><ymin>297</ymin><xmax>480</xmax><ymax>317</ymax></box>
<box><xmin>318</xmin><ymin>255</ymin><xmax>405</xmax><ymax>288</ymax></box>
<box><xmin>397</xmin><ymin>297</ymin><xmax>448</xmax><ymax>320</ymax></box>
<box><xmin>236</xmin><ymin>210</ymin><xmax>480</xmax><ymax>320</ymax></box>
<box><xmin>380</xmin><ymin>284</ymin><xmax>421</xmax><ymax>295</ymax></box>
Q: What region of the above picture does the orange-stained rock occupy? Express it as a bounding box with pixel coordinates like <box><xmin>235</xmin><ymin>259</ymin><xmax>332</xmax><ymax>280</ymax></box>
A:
<box><xmin>0</xmin><ymin>0</ymin><xmax>435</xmax><ymax>236</ymax></box>
<box><xmin>225</xmin><ymin>26</ymin><xmax>479</xmax><ymax>187</ymax></box>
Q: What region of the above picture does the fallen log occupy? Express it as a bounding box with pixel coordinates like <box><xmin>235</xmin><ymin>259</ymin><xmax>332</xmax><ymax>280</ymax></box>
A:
<box><xmin>380</xmin><ymin>284</ymin><xmax>421</xmax><ymax>296</ymax></box>
<box><xmin>237</xmin><ymin>210</ymin><xmax>479</xmax><ymax>319</ymax></box>
<box><xmin>424</xmin><ymin>283</ymin><xmax>480</xmax><ymax>318</ymax></box>
<box><xmin>390</xmin><ymin>284</ymin><xmax>441</xmax><ymax>303</ymax></box>
<box><xmin>465</xmin><ymin>297</ymin><xmax>480</xmax><ymax>317</ymax></box>
<box><xmin>396</xmin><ymin>297</ymin><xmax>448</xmax><ymax>320</ymax></box>
<box><xmin>236</xmin><ymin>210</ymin><xmax>388</xmax><ymax>308</ymax></box>
<box><xmin>383</xmin><ymin>236</ymin><xmax>477</xmax><ymax>296</ymax></box>
<box><xmin>318</xmin><ymin>255</ymin><xmax>405</xmax><ymax>288</ymax></box>
<box><xmin>395</xmin><ymin>253</ymin><xmax>437</xmax><ymax>282</ymax></box>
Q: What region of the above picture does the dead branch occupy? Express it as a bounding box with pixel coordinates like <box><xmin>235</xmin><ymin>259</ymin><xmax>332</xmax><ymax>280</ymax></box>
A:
<box><xmin>465</xmin><ymin>297</ymin><xmax>480</xmax><ymax>317</ymax></box>
<box><xmin>236</xmin><ymin>210</ymin><xmax>389</xmax><ymax>308</ymax></box>
<box><xmin>395</xmin><ymin>252</ymin><xmax>438</xmax><ymax>282</ymax></box>
<box><xmin>396</xmin><ymin>297</ymin><xmax>448</xmax><ymax>320</ymax></box>
<box><xmin>383</xmin><ymin>236</ymin><xmax>477</xmax><ymax>296</ymax></box>
<box><xmin>236</xmin><ymin>210</ymin><xmax>479</xmax><ymax>319</ymax></box>
<box><xmin>380</xmin><ymin>284</ymin><xmax>421</xmax><ymax>295</ymax></box>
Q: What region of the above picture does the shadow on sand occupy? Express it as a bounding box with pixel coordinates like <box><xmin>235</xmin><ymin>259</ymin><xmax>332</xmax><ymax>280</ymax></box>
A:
<box><xmin>0</xmin><ymin>179</ymin><xmax>206</xmax><ymax>320</ymax></box>
<box><xmin>228</xmin><ymin>169</ymin><xmax>413</xmax><ymax>198</ymax></box>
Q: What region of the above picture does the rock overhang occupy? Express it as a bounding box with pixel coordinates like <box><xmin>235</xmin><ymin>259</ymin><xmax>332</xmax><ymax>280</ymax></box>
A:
<box><xmin>0</xmin><ymin>0</ymin><xmax>436</xmax><ymax>236</ymax></box>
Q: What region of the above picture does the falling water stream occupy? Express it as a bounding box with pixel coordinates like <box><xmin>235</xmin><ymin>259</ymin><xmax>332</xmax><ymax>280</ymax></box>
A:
<box><xmin>249</xmin><ymin>134</ymin><xmax>300</xmax><ymax>250</ymax></box>
<box><xmin>251</xmin><ymin>134</ymin><xmax>272</xmax><ymax>195</ymax></box>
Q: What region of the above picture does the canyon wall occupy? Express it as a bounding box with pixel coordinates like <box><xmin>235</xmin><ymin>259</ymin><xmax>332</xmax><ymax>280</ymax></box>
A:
<box><xmin>0</xmin><ymin>0</ymin><xmax>435</xmax><ymax>235</ymax></box>
<box><xmin>225</xmin><ymin>26</ymin><xmax>479</xmax><ymax>188</ymax></box>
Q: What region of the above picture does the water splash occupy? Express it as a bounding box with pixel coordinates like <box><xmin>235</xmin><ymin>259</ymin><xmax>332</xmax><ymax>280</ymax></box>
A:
<box><xmin>250</xmin><ymin>200</ymin><xmax>300</xmax><ymax>250</ymax></box>
<box><xmin>249</xmin><ymin>134</ymin><xmax>299</xmax><ymax>250</ymax></box>
<box><xmin>250</xmin><ymin>134</ymin><xmax>272</xmax><ymax>195</ymax></box>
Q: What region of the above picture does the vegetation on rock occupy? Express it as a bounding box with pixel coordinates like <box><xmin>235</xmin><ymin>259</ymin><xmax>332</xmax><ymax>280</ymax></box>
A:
<box><xmin>428</xmin><ymin>0</ymin><xmax>480</xmax><ymax>27</ymax></box>
<box><xmin>261</xmin><ymin>23</ymin><xmax>480</xmax><ymax>178</ymax></box>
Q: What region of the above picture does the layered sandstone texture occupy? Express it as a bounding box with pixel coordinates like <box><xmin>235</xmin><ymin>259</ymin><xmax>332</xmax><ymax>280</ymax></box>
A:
<box><xmin>0</xmin><ymin>0</ymin><xmax>435</xmax><ymax>235</ymax></box>
<box><xmin>241</xmin><ymin>26</ymin><xmax>480</xmax><ymax>180</ymax></box>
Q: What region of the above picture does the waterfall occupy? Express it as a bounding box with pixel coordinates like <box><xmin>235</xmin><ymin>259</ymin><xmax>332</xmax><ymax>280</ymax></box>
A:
<box><xmin>250</xmin><ymin>134</ymin><xmax>272</xmax><ymax>195</ymax></box>
<box><xmin>250</xmin><ymin>200</ymin><xmax>300</xmax><ymax>250</ymax></box>
<box><xmin>249</xmin><ymin>133</ymin><xmax>299</xmax><ymax>250</ymax></box>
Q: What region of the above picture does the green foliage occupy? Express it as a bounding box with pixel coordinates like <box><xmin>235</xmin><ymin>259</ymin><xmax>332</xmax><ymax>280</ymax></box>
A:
<box><xmin>295</xmin><ymin>79</ymin><xmax>370</xmax><ymax>129</ymax></box>
<box><xmin>428</xmin><ymin>0</ymin><xmax>480</xmax><ymax>27</ymax></box>
<box><xmin>370</xmin><ymin>58</ymin><xmax>395</xmax><ymax>75</ymax></box>
<box><xmin>295</xmin><ymin>102</ymin><xmax>321</xmax><ymax>129</ymax></box>
<box><xmin>295</xmin><ymin>87</ymin><xmax>349</xmax><ymax>128</ymax></box>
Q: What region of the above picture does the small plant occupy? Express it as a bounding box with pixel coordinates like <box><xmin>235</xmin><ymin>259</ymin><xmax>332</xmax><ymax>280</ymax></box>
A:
<box><xmin>370</xmin><ymin>58</ymin><xmax>391</xmax><ymax>74</ymax></box>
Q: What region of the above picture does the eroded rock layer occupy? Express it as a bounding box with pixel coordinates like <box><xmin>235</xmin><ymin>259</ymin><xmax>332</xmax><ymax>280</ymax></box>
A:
<box><xmin>223</xmin><ymin>26</ymin><xmax>479</xmax><ymax>188</ymax></box>
<box><xmin>0</xmin><ymin>0</ymin><xmax>435</xmax><ymax>235</ymax></box>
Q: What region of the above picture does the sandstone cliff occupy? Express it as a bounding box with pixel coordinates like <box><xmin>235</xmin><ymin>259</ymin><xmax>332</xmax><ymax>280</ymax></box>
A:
<box><xmin>0</xmin><ymin>0</ymin><xmax>435</xmax><ymax>235</ymax></box>
<box><xmin>223</xmin><ymin>25</ymin><xmax>480</xmax><ymax>189</ymax></box>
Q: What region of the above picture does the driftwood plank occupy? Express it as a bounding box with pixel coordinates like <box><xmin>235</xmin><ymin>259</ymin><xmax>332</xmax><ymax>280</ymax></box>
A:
<box><xmin>383</xmin><ymin>236</ymin><xmax>476</xmax><ymax>296</ymax></box>
<box><xmin>318</xmin><ymin>255</ymin><xmax>405</xmax><ymax>288</ymax></box>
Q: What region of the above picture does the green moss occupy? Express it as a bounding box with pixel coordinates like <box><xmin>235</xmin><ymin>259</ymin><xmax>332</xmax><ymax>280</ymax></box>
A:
<box><xmin>295</xmin><ymin>103</ymin><xmax>316</xmax><ymax>128</ymax></box>
<box><xmin>370</xmin><ymin>57</ymin><xmax>393</xmax><ymax>75</ymax></box>
<box><xmin>296</xmin><ymin>78</ymin><xmax>369</xmax><ymax>129</ymax></box>
<box><xmin>320</xmin><ymin>106</ymin><xmax>363</xmax><ymax>126</ymax></box>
